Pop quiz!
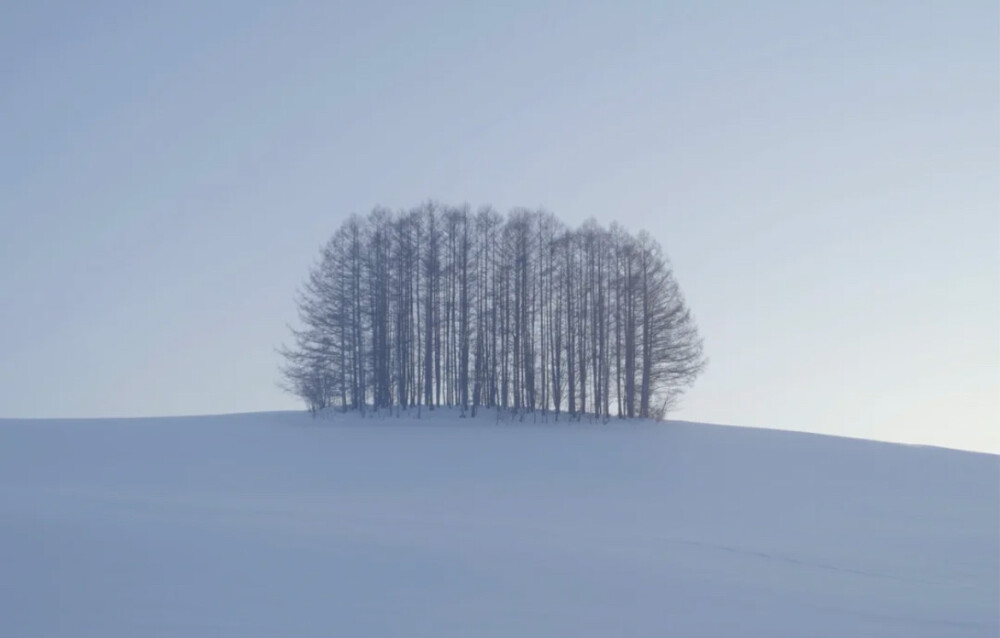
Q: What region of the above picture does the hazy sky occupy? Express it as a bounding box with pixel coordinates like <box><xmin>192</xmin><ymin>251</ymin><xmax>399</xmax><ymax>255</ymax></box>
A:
<box><xmin>1</xmin><ymin>1</ymin><xmax>996</xmax><ymax>452</ymax></box>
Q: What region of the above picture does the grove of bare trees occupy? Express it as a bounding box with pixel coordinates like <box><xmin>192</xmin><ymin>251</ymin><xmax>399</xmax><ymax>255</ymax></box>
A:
<box><xmin>280</xmin><ymin>203</ymin><xmax>705</xmax><ymax>420</ymax></box>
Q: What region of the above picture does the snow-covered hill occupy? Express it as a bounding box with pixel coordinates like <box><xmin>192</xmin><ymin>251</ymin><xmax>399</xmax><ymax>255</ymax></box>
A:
<box><xmin>1</xmin><ymin>410</ymin><xmax>996</xmax><ymax>637</ymax></box>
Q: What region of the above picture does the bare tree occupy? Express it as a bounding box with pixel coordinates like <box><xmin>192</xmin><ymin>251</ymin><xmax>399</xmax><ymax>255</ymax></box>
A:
<box><xmin>280</xmin><ymin>204</ymin><xmax>705</xmax><ymax>420</ymax></box>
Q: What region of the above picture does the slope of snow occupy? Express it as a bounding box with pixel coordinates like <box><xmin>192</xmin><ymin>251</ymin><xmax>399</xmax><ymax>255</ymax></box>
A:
<box><xmin>1</xmin><ymin>409</ymin><xmax>996</xmax><ymax>637</ymax></box>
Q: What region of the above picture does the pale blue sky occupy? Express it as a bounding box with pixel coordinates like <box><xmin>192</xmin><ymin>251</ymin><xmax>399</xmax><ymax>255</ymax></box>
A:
<box><xmin>1</xmin><ymin>1</ymin><xmax>996</xmax><ymax>452</ymax></box>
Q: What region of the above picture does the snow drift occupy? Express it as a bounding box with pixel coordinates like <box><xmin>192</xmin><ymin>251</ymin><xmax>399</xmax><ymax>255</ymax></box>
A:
<box><xmin>1</xmin><ymin>410</ymin><xmax>996</xmax><ymax>637</ymax></box>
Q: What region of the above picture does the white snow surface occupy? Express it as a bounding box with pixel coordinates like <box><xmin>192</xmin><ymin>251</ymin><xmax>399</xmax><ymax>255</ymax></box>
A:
<box><xmin>1</xmin><ymin>409</ymin><xmax>996</xmax><ymax>637</ymax></box>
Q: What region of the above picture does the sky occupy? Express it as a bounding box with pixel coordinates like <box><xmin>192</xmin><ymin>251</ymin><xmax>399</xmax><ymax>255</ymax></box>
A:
<box><xmin>1</xmin><ymin>1</ymin><xmax>996</xmax><ymax>452</ymax></box>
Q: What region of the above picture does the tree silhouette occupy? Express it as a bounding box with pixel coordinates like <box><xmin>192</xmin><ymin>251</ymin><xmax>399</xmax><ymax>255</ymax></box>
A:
<box><xmin>281</xmin><ymin>203</ymin><xmax>706</xmax><ymax>419</ymax></box>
